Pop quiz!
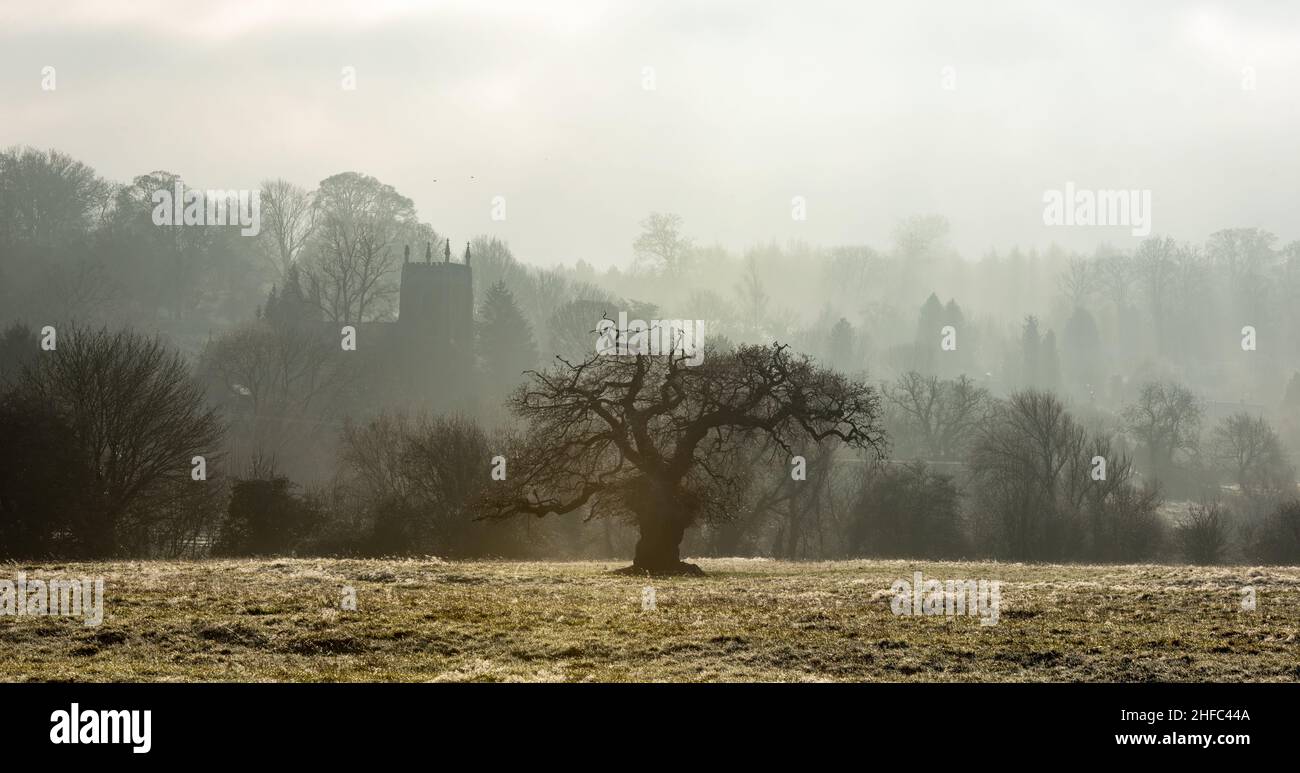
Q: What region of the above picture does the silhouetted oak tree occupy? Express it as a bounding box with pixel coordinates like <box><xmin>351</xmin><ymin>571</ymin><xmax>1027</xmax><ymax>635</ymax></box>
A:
<box><xmin>483</xmin><ymin>339</ymin><xmax>886</xmax><ymax>574</ymax></box>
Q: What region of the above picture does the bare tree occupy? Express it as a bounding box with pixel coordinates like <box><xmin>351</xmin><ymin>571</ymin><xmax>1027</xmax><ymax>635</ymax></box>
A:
<box><xmin>1123</xmin><ymin>381</ymin><xmax>1202</xmax><ymax>487</ymax></box>
<box><xmin>969</xmin><ymin>391</ymin><xmax>1086</xmax><ymax>558</ymax></box>
<box><xmin>525</xmin><ymin>267</ymin><xmax>572</xmax><ymax>335</ymax></box>
<box><xmin>1170</xmin><ymin>244</ymin><xmax>1209</xmax><ymax>309</ymax></box>
<box><xmin>1071</xmin><ymin>434</ymin><xmax>1162</xmax><ymax>560</ymax></box>
<box><xmin>203</xmin><ymin>320</ymin><xmax>346</xmax><ymax>420</ymax></box>
<box><xmin>21</xmin><ymin>326</ymin><xmax>223</xmax><ymax>555</ymax></box>
<box><xmin>633</xmin><ymin>212</ymin><xmax>693</xmax><ymax>277</ymax></box>
<box><xmin>735</xmin><ymin>253</ymin><xmax>768</xmax><ymax>338</ymax></box>
<box><xmin>1133</xmin><ymin>236</ymin><xmax>1181</xmax><ymax>353</ymax></box>
<box><xmin>1059</xmin><ymin>256</ymin><xmax>1094</xmax><ymax>308</ymax></box>
<box><xmin>481</xmin><ymin>337</ymin><xmax>886</xmax><ymax>573</ymax></box>
<box><xmin>1174</xmin><ymin>502</ymin><xmax>1231</xmax><ymax>564</ymax></box>
<box><xmin>1210</xmin><ymin>412</ymin><xmax>1294</xmax><ymax>501</ymax></box>
<box><xmin>401</xmin><ymin>415</ymin><xmax>495</xmax><ymax>554</ymax></box>
<box><xmin>0</xmin><ymin>146</ymin><xmax>111</xmax><ymax>249</ymax></box>
<box><xmin>258</xmin><ymin>178</ymin><xmax>316</xmax><ymax>280</ymax></box>
<box><xmin>545</xmin><ymin>298</ymin><xmax>612</xmax><ymax>363</ymax></box>
<box><xmin>339</xmin><ymin>412</ymin><xmax>517</xmax><ymax>556</ymax></box>
<box><xmin>746</xmin><ymin>436</ymin><xmax>843</xmax><ymax>559</ymax></box>
<box><xmin>1206</xmin><ymin>227</ymin><xmax>1278</xmax><ymax>309</ymax></box>
<box><xmin>40</xmin><ymin>258</ymin><xmax>119</xmax><ymax>320</ymax></box>
<box><xmin>303</xmin><ymin>172</ymin><xmax>418</xmax><ymax>323</ymax></box>
<box><xmin>199</xmin><ymin>318</ymin><xmax>350</xmax><ymax>475</ymax></box>
<box><xmin>340</xmin><ymin>412</ymin><xmax>414</xmax><ymax>505</ymax></box>
<box><xmin>884</xmin><ymin>371</ymin><xmax>993</xmax><ymax>461</ymax></box>
<box><xmin>891</xmin><ymin>214</ymin><xmax>950</xmax><ymax>262</ymax></box>
<box><xmin>1096</xmin><ymin>247</ymin><xmax>1133</xmax><ymax>310</ymax></box>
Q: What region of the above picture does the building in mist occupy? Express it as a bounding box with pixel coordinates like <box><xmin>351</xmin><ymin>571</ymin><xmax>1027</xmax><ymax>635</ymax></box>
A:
<box><xmin>265</xmin><ymin>239</ymin><xmax>477</xmax><ymax>413</ymax></box>
<box><xmin>389</xmin><ymin>240</ymin><xmax>475</xmax><ymax>408</ymax></box>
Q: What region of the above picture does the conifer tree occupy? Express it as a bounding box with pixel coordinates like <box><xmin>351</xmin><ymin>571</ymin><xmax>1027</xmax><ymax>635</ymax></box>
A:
<box><xmin>477</xmin><ymin>280</ymin><xmax>538</xmax><ymax>400</ymax></box>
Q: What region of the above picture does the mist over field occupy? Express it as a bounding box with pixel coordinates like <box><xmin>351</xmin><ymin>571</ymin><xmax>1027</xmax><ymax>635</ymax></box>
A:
<box><xmin>2</xmin><ymin>1</ymin><xmax>1300</xmax><ymax>688</ymax></box>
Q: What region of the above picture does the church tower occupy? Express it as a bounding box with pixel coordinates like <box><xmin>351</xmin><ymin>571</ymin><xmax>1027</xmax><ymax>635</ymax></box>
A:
<box><xmin>396</xmin><ymin>238</ymin><xmax>473</xmax><ymax>407</ymax></box>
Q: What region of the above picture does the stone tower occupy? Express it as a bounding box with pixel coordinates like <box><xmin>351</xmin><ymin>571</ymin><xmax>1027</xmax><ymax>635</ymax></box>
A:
<box><xmin>396</xmin><ymin>239</ymin><xmax>473</xmax><ymax>407</ymax></box>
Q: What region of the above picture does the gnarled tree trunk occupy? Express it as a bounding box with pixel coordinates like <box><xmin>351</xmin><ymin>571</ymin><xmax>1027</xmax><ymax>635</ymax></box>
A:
<box><xmin>623</xmin><ymin>476</ymin><xmax>703</xmax><ymax>575</ymax></box>
<box><xmin>632</xmin><ymin>514</ymin><xmax>687</xmax><ymax>571</ymax></box>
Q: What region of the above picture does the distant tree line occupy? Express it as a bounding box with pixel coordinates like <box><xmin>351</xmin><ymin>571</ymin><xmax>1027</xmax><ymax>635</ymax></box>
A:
<box><xmin>4</xmin><ymin>146</ymin><xmax>1300</xmax><ymax>564</ymax></box>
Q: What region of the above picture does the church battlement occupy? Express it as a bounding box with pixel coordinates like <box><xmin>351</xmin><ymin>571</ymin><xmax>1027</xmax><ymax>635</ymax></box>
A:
<box><xmin>401</xmin><ymin>240</ymin><xmax>472</xmax><ymax>268</ymax></box>
<box><xmin>400</xmin><ymin>260</ymin><xmax>470</xmax><ymax>271</ymax></box>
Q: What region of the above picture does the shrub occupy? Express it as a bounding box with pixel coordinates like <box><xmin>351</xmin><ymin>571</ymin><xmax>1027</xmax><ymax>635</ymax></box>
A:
<box><xmin>1240</xmin><ymin>500</ymin><xmax>1300</xmax><ymax>565</ymax></box>
<box><xmin>1173</xmin><ymin>502</ymin><xmax>1231</xmax><ymax>565</ymax></box>
<box><xmin>847</xmin><ymin>461</ymin><xmax>964</xmax><ymax>558</ymax></box>
<box><xmin>214</xmin><ymin>476</ymin><xmax>323</xmax><ymax>556</ymax></box>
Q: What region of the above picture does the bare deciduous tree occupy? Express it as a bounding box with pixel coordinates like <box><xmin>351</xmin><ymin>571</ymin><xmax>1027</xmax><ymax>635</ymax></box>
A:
<box><xmin>1174</xmin><ymin>502</ymin><xmax>1231</xmax><ymax>564</ymax></box>
<box><xmin>202</xmin><ymin>320</ymin><xmax>345</xmax><ymax>421</ymax></box>
<box><xmin>1123</xmin><ymin>381</ymin><xmax>1202</xmax><ymax>486</ymax></box>
<box><xmin>633</xmin><ymin>212</ymin><xmax>693</xmax><ymax>277</ymax></box>
<box><xmin>1096</xmin><ymin>247</ymin><xmax>1133</xmax><ymax>310</ymax></box>
<box><xmin>1059</xmin><ymin>256</ymin><xmax>1094</xmax><ymax>308</ymax></box>
<box><xmin>481</xmin><ymin>337</ymin><xmax>886</xmax><ymax>574</ymax></box>
<box><xmin>199</xmin><ymin>318</ymin><xmax>350</xmax><ymax>473</ymax></box>
<box><xmin>303</xmin><ymin>172</ymin><xmax>418</xmax><ymax>323</ymax></box>
<box><xmin>969</xmin><ymin>390</ymin><xmax>1085</xmax><ymax>559</ymax></box>
<box><xmin>735</xmin><ymin>253</ymin><xmax>768</xmax><ymax>338</ymax></box>
<box><xmin>1210</xmin><ymin>412</ymin><xmax>1294</xmax><ymax>502</ymax></box>
<box><xmin>339</xmin><ymin>412</ymin><xmax>517</xmax><ymax>556</ymax></box>
<box><xmin>22</xmin><ymin>326</ymin><xmax>223</xmax><ymax>555</ymax></box>
<box><xmin>259</xmin><ymin>178</ymin><xmax>316</xmax><ymax>280</ymax></box>
<box><xmin>0</xmin><ymin>146</ymin><xmax>111</xmax><ymax>249</ymax></box>
<box><xmin>340</xmin><ymin>412</ymin><xmax>414</xmax><ymax>505</ymax></box>
<box><xmin>746</xmin><ymin>436</ymin><xmax>844</xmax><ymax>560</ymax></box>
<box><xmin>884</xmin><ymin>371</ymin><xmax>993</xmax><ymax>461</ymax></box>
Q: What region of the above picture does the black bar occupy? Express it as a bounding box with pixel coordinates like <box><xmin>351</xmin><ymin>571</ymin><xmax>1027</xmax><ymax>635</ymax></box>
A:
<box><xmin>2</xmin><ymin>682</ymin><xmax>1286</xmax><ymax>760</ymax></box>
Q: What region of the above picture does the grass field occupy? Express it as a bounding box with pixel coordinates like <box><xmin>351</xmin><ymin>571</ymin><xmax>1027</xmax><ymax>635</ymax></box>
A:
<box><xmin>3</xmin><ymin>557</ymin><xmax>1299</xmax><ymax>682</ymax></box>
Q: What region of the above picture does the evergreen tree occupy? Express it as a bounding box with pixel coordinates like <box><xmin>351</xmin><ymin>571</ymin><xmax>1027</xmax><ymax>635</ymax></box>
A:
<box><xmin>478</xmin><ymin>281</ymin><xmax>538</xmax><ymax>401</ymax></box>
<box><xmin>943</xmin><ymin>298</ymin><xmax>965</xmax><ymax>328</ymax></box>
<box><xmin>914</xmin><ymin>292</ymin><xmax>946</xmax><ymax>373</ymax></box>
<box><xmin>264</xmin><ymin>263</ymin><xmax>317</xmax><ymax>328</ymax></box>
<box><xmin>1021</xmin><ymin>315</ymin><xmax>1042</xmax><ymax>388</ymax></box>
<box><xmin>940</xmin><ymin>298</ymin><xmax>967</xmax><ymax>377</ymax></box>
<box><xmin>1063</xmin><ymin>306</ymin><xmax>1102</xmax><ymax>398</ymax></box>
<box><xmin>263</xmin><ymin>285</ymin><xmax>279</xmax><ymax>323</ymax></box>
<box><xmin>828</xmin><ymin>317</ymin><xmax>855</xmax><ymax>372</ymax></box>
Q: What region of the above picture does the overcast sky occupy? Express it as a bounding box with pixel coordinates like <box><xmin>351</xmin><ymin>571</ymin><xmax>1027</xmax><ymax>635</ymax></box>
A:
<box><xmin>3</xmin><ymin>0</ymin><xmax>1298</xmax><ymax>266</ymax></box>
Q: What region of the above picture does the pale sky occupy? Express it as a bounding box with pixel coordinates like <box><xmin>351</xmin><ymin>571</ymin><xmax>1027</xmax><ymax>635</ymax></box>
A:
<box><xmin>3</xmin><ymin>0</ymin><xmax>1299</xmax><ymax>266</ymax></box>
